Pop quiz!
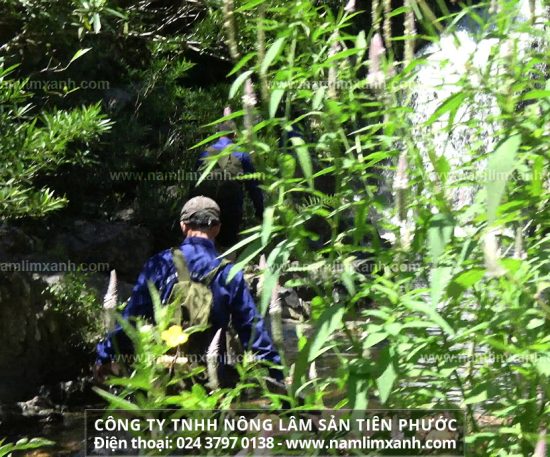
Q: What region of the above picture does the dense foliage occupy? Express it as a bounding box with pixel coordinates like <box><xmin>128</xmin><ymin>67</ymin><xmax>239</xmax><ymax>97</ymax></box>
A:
<box><xmin>1</xmin><ymin>0</ymin><xmax>549</xmax><ymax>455</ymax></box>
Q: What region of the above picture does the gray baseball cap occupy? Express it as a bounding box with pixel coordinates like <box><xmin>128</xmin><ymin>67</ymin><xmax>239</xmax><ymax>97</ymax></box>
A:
<box><xmin>180</xmin><ymin>196</ymin><xmax>221</xmax><ymax>226</ymax></box>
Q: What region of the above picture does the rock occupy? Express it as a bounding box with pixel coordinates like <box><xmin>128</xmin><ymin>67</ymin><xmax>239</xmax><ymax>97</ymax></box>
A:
<box><xmin>279</xmin><ymin>287</ymin><xmax>310</xmax><ymax>321</ymax></box>
<box><xmin>40</xmin><ymin>377</ymin><xmax>97</xmax><ymax>407</ymax></box>
<box><xmin>0</xmin><ymin>272</ymin><xmax>93</xmax><ymax>402</ymax></box>
<box><xmin>49</xmin><ymin>220</ymin><xmax>153</xmax><ymax>280</ymax></box>
<box><xmin>0</xmin><ymin>225</ymin><xmax>38</xmax><ymax>257</ymax></box>
<box><xmin>113</xmin><ymin>208</ymin><xmax>135</xmax><ymax>222</ymax></box>
<box><xmin>17</xmin><ymin>395</ymin><xmax>55</xmax><ymax>416</ymax></box>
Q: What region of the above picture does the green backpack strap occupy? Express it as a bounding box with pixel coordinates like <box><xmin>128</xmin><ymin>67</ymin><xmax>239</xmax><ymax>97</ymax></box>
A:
<box><xmin>169</xmin><ymin>249</ymin><xmax>229</xmax><ymax>327</ymax></box>
<box><xmin>202</xmin><ymin>258</ymin><xmax>230</xmax><ymax>285</ymax></box>
<box><xmin>171</xmin><ymin>248</ymin><xmax>190</xmax><ymax>282</ymax></box>
<box><xmin>170</xmin><ymin>248</ymin><xmax>191</xmax><ymax>325</ymax></box>
<box><xmin>206</xmin><ymin>147</ymin><xmax>242</xmax><ymax>178</ymax></box>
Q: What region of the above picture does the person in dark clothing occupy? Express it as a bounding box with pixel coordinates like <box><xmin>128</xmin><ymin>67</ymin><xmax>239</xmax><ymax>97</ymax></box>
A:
<box><xmin>190</xmin><ymin>121</ymin><xmax>264</xmax><ymax>248</ymax></box>
<box><xmin>94</xmin><ymin>196</ymin><xmax>281</xmax><ymax>384</ymax></box>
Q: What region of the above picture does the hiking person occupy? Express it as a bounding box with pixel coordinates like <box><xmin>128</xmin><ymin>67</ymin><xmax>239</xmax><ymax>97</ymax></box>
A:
<box><xmin>190</xmin><ymin>120</ymin><xmax>264</xmax><ymax>249</ymax></box>
<box><xmin>94</xmin><ymin>196</ymin><xmax>282</xmax><ymax>386</ymax></box>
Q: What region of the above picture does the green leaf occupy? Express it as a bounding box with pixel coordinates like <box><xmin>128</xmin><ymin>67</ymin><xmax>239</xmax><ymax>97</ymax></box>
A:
<box><xmin>260</xmin><ymin>268</ymin><xmax>280</xmax><ymax>315</ymax></box>
<box><xmin>430</xmin><ymin>266</ymin><xmax>453</xmax><ymax>307</ymax></box>
<box><xmin>464</xmin><ymin>385</ymin><xmax>488</xmax><ymax>405</ymax></box>
<box><xmin>190</xmin><ymin>131</ymin><xmax>232</xmax><ymax>150</ymax></box>
<box><xmin>107</xmin><ymin>373</ymin><xmax>152</xmax><ymax>390</ymax></box>
<box><xmin>363</xmin><ymin>332</ymin><xmax>388</xmax><ymax>349</ymax></box>
<box><xmin>535</xmin><ymin>356</ymin><xmax>550</xmax><ymax>376</ymax></box>
<box><xmin>324</xmin><ymin>48</ymin><xmax>362</xmax><ymax>65</ymax></box>
<box><xmin>522</xmin><ymin>89</ymin><xmax>550</xmax><ymax>101</ymax></box>
<box><xmin>260</xmin><ymin>37</ymin><xmax>286</xmax><ymax>74</ymax></box>
<box><xmin>0</xmin><ymin>437</ymin><xmax>54</xmax><ymax>456</ymax></box>
<box><xmin>426</xmin><ymin>91</ymin><xmax>467</xmax><ymax>126</ymax></box>
<box><xmin>404</xmin><ymin>300</ymin><xmax>455</xmax><ymax>336</ymax></box>
<box><xmin>228</xmin><ymin>53</ymin><xmax>257</xmax><ymax>77</ymax></box>
<box><xmin>312</xmin><ymin>87</ymin><xmax>326</xmax><ymax>110</ymax></box>
<box><xmin>229</xmin><ymin>71</ymin><xmax>253</xmax><ymax>99</ymax></box>
<box><xmin>485</xmin><ymin>135</ymin><xmax>521</xmax><ymax>225</ymax></box>
<box><xmin>227</xmin><ymin>235</ymin><xmax>263</xmax><ymax>281</ymax></box>
<box><xmin>292</xmin><ymin>303</ymin><xmax>345</xmax><ymax>394</ymax></box>
<box><xmin>236</xmin><ymin>0</ymin><xmax>266</xmax><ymax>12</ymax></box>
<box><xmin>104</xmin><ymin>7</ymin><xmax>128</xmax><ymax>19</ymax></box>
<box><xmin>269</xmin><ymin>88</ymin><xmax>285</xmax><ymax>118</ymax></box>
<box><xmin>348</xmin><ymin>368</ymin><xmax>369</xmax><ymax>410</ymax></box>
<box><xmin>92</xmin><ymin>387</ymin><xmax>141</xmax><ymax>410</ymax></box>
<box><xmin>309</xmin><ymin>306</ymin><xmax>345</xmax><ymax>360</ymax></box>
<box><xmin>427</xmin><ymin>214</ymin><xmax>454</xmax><ymax>264</ymax></box>
<box><xmin>526</xmin><ymin>318</ymin><xmax>545</xmax><ymax>330</ymax></box>
<box><xmin>92</xmin><ymin>13</ymin><xmax>101</xmax><ymax>33</ymax></box>
<box><xmin>278</xmin><ymin>153</ymin><xmax>296</xmax><ymax>178</ymax></box>
<box><xmin>447</xmin><ymin>268</ymin><xmax>485</xmax><ymax>299</ymax></box>
<box><xmin>376</xmin><ymin>361</ymin><xmax>397</xmax><ymax>404</ymax></box>
<box><xmin>528</xmin><ymin>155</ymin><xmax>543</xmax><ymax>197</ymax></box>
<box><xmin>290</xmin><ymin>136</ymin><xmax>313</xmax><ymax>188</ymax></box>
<box><xmin>355</xmin><ymin>30</ymin><xmax>367</xmax><ymax>52</ymax></box>
<box><xmin>69</xmin><ymin>48</ymin><xmax>92</xmax><ymax>65</ymax></box>
<box><xmin>223</xmin><ymin>232</ymin><xmax>261</xmax><ymax>265</ymax></box>
<box><xmin>261</xmin><ymin>207</ymin><xmax>275</xmax><ymax>245</ymax></box>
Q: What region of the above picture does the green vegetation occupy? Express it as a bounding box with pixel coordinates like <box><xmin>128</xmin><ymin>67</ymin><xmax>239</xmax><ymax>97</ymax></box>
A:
<box><xmin>1</xmin><ymin>0</ymin><xmax>549</xmax><ymax>455</ymax></box>
<box><xmin>0</xmin><ymin>437</ymin><xmax>54</xmax><ymax>457</ymax></box>
<box><xmin>47</xmin><ymin>271</ymin><xmax>104</xmax><ymax>348</ymax></box>
<box><xmin>0</xmin><ymin>63</ymin><xmax>111</xmax><ymax>219</ymax></box>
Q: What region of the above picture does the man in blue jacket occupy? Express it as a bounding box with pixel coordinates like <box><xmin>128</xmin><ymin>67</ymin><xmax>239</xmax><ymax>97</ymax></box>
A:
<box><xmin>95</xmin><ymin>196</ymin><xmax>281</xmax><ymax>385</ymax></box>
<box><xmin>190</xmin><ymin>121</ymin><xmax>264</xmax><ymax>249</ymax></box>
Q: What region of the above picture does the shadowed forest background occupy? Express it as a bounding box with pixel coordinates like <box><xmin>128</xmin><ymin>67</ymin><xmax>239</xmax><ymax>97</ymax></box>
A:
<box><xmin>0</xmin><ymin>0</ymin><xmax>549</xmax><ymax>455</ymax></box>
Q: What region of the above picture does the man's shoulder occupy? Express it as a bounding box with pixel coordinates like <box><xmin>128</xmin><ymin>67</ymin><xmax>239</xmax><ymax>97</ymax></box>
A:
<box><xmin>216</xmin><ymin>260</ymin><xmax>245</xmax><ymax>286</ymax></box>
<box><xmin>143</xmin><ymin>248</ymin><xmax>174</xmax><ymax>271</ymax></box>
<box><xmin>231</xmin><ymin>151</ymin><xmax>249</xmax><ymax>160</ymax></box>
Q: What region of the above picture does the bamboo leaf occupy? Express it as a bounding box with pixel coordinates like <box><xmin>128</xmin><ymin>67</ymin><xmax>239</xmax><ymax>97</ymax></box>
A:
<box><xmin>292</xmin><ymin>303</ymin><xmax>345</xmax><ymax>394</ymax></box>
<box><xmin>485</xmin><ymin>135</ymin><xmax>521</xmax><ymax>225</ymax></box>
<box><xmin>228</xmin><ymin>52</ymin><xmax>257</xmax><ymax>76</ymax></box>
<box><xmin>227</xmin><ymin>235</ymin><xmax>263</xmax><ymax>282</ymax></box>
<box><xmin>92</xmin><ymin>387</ymin><xmax>141</xmax><ymax>411</ymax></box>
<box><xmin>426</xmin><ymin>91</ymin><xmax>467</xmax><ymax>126</ymax></box>
<box><xmin>229</xmin><ymin>71</ymin><xmax>253</xmax><ymax>99</ymax></box>
<box><xmin>269</xmin><ymin>88</ymin><xmax>285</xmax><ymax>118</ymax></box>
<box><xmin>403</xmin><ymin>300</ymin><xmax>455</xmax><ymax>336</ymax></box>
<box><xmin>236</xmin><ymin>0</ymin><xmax>266</xmax><ymax>12</ymax></box>
<box><xmin>430</xmin><ymin>266</ymin><xmax>453</xmax><ymax>307</ymax></box>
<box><xmin>92</xmin><ymin>13</ymin><xmax>101</xmax><ymax>33</ymax></box>
<box><xmin>447</xmin><ymin>268</ymin><xmax>485</xmax><ymax>299</ymax></box>
<box><xmin>290</xmin><ymin>136</ymin><xmax>313</xmax><ymax>188</ymax></box>
<box><xmin>261</xmin><ymin>206</ymin><xmax>275</xmax><ymax>245</ymax></box>
<box><xmin>427</xmin><ymin>214</ymin><xmax>454</xmax><ymax>264</ymax></box>
<box><xmin>312</xmin><ymin>87</ymin><xmax>326</xmax><ymax>110</ymax></box>
<box><xmin>260</xmin><ymin>37</ymin><xmax>286</xmax><ymax>74</ymax></box>
<box><xmin>69</xmin><ymin>48</ymin><xmax>92</xmax><ymax>65</ymax></box>
<box><xmin>376</xmin><ymin>361</ymin><xmax>397</xmax><ymax>404</ymax></box>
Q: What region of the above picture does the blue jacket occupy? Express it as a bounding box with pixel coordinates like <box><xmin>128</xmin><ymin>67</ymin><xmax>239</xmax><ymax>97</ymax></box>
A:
<box><xmin>96</xmin><ymin>237</ymin><xmax>281</xmax><ymax>376</ymax></box>
<box><xmin>198</xmin><ymin>137</ymin><xmax>264</xmax><ymax>217</ymax></box>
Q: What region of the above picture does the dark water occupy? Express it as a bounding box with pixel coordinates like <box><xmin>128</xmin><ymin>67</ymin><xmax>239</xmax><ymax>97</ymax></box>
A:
<box><xmin>1</xmin><ymin>410</ymin><xmax>86</xmax><ymax>456</ymax></box>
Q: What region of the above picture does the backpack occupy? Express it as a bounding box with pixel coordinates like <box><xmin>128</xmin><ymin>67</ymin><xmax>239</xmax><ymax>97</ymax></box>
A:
<box><xmin>166</xmin><ymin>248</ymin><xmax>241</xmax><ymax>388</ymax></box>
<box><xmin>193</xmin><ymin>147</ymin><xmax>244</xmax><ymax>201</ymax></box>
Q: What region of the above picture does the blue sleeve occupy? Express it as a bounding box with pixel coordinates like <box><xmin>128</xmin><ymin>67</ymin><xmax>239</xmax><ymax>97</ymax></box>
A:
<box><xmin>225</xmin><ymin>268</ymin><xmax>282</xmax><ymax>379</ymax></box>
<box><xmin>95</xmin><ymin>256</ymin><xmax>168</xmax><ymax>365</ymax></box>
<box><xmin>239</xmin><ymin>153</ymin><xmax>264</xmax><ymax>218</ymax></box>
<box><xmin>196</xmin><ymin>150</ymin><xmax>208</xmax><ymax>169</ymax></box>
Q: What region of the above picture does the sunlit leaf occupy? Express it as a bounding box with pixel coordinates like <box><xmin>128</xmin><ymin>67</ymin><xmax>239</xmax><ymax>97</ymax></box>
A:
<box><xmin>485</xmin><ymin>135</ymin><xmax>521</xmax><ymax>225</ymax></box>
<box><xmin>260</xmin><ymin>37</ymin><xmax>286</xmax><ymax>74</ymax></box>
